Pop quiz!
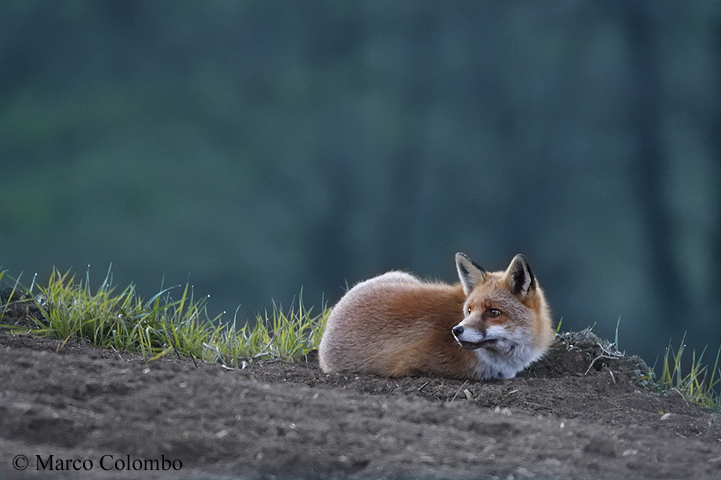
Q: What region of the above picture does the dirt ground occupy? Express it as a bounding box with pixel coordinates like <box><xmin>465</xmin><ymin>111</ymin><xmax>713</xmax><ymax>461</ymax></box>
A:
<box><xmin>1</xmin><ymin>322</ymin><xmax>720</xmax><ymax>480</ymax></box>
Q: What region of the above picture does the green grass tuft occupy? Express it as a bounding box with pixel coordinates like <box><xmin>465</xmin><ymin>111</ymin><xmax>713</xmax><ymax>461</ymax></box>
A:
<box><xmin>637</xmin><ymin>333</ymin><xmax>720</xmax><ymax>410</ymax></box>
<box><xmin>0</xmin><ymin>266</ymin><xmax>328</xmax><ymax>368</ymax></box>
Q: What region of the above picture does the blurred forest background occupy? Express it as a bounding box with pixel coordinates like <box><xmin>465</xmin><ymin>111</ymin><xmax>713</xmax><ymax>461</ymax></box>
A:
<box><xmin>1</xmin><ymin>1</ymin><xmax>719</xmax><ymax>366</ymax></box>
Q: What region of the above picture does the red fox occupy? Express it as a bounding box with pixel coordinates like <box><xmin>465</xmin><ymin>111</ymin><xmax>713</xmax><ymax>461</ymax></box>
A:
<box><xmin>318</xmin><ymin>253</ymin><xmax>553</xmax><ymax>380</ymax></box>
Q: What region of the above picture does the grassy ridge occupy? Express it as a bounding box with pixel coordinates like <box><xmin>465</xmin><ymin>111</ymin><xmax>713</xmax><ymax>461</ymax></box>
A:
<box><xmin>0</xmin><ymin>267</ymin><xmax>327</xmax><ymax>367</ymax></box>
<box><xmin>1</xmin><ymin>267</ymin><xmax>718</xmax><ymax>409</ymax></box>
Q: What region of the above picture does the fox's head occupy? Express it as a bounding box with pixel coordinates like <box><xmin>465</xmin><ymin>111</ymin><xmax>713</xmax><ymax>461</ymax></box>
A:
<box><xmin>451</xmin><ymin>253</ymin><xmax>553</xmax><ymax>379</ymax></box>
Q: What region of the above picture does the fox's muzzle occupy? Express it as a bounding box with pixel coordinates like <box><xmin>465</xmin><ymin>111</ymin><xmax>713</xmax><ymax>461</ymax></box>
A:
<box><xmin>452</xmin><ymin>325</ymin><xmax>497</xmax><ymax>350</ymax></box>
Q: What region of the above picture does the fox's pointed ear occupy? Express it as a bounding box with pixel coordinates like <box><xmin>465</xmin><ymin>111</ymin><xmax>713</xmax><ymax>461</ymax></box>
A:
<box><xmin>506</xmin><ymin>254</ymin><xmax>536</xmax><ymax>298</ymax></box>
<box><xmin>455</xmin><ymin>253</ymin><xmax>487</xmax><ymax>295</ymax></box>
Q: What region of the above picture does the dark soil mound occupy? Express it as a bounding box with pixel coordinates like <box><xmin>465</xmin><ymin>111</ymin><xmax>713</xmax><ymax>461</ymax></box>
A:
<box><xmin>1</xmin><ymin>323</ymin><xmax>719</xmax><ymax>479</ymax></box>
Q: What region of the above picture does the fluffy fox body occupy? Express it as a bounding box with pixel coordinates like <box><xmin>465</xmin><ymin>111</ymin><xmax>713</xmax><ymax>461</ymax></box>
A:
<box><xmin>318</xmin><ymin>253</ymin><xmax>553</xmax><ymax>380</ymax></box>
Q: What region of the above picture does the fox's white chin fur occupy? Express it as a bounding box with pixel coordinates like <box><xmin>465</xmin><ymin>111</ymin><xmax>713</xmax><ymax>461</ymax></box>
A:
<box><xmin>454</xmin><ymin>325</ymin><xmax>545</xmax><ymax>380</ymax></box>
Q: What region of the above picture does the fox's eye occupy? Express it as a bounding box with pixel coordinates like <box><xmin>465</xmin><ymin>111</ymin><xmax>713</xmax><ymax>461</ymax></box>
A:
<box><xmin>466</xmin><ymin>306</ymin><xmax>472</xmax><ymax>315</ymax></box>
<box><xmin>487</xmin><ymin>308</ymin><xmax>502</xmax><ymax>318</ymax></box>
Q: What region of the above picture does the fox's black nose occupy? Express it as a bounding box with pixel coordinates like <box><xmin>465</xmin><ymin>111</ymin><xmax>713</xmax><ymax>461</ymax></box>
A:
<box><xmin>452</xmin><ymin>325</ymin><xmax>464</xmax><ymax>336</ymax></box>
